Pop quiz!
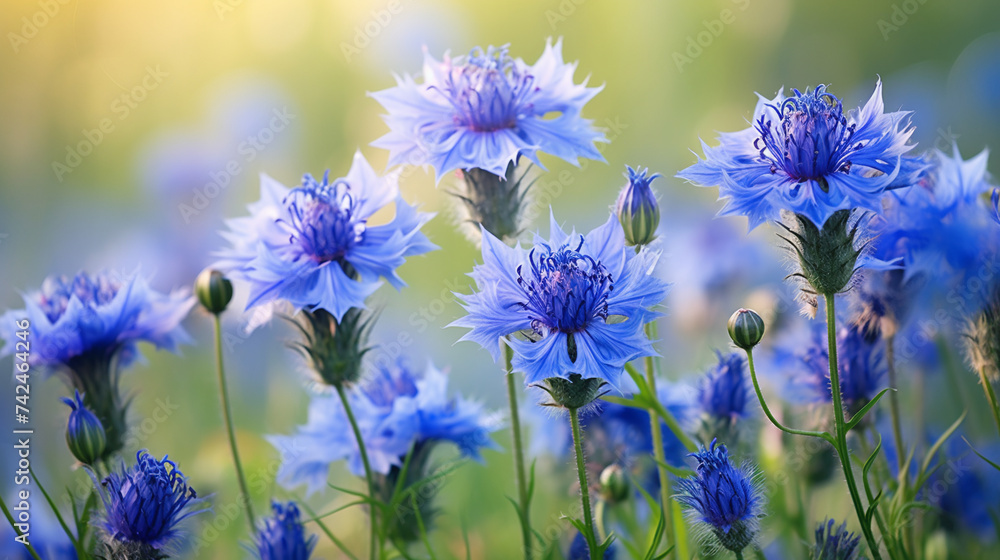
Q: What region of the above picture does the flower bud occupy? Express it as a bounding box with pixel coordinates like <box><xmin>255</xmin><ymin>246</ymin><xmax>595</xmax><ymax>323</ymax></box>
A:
<box><xmin>62</xmin><ymin>390</ymin><xmax>107</xmax><ymax>465</ymax></box>
<box><xmin>615</xmin><ymin>165</ymin><xmax>661</xmax><ymax>246</ymax></box>
<box><xmin>195</xmin><ymin>268</ymin><xmax>233</xmax><ymax>315</ymax></box>
<box><xmin>728</xmin><ymin>308</ymin><xmax>765</xmax><ymax>351</ymax></box>
<box><xmin>598</xmin><ymin>464</ymin><xmax>629</xmax><ymax>504</ymax></box>
<box><xmin>541</xmin><ymin>373</ymin><xmax>605</xmax><ymax>410</ymax></box>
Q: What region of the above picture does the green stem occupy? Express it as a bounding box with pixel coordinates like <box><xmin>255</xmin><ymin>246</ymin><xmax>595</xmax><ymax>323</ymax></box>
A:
<box><xmin>744</xmin><ymin>350</ymin><xmax>830</xmax><ymax>441</ymax></box>
<box><xmin>976</xmin><ymin>365</ymin><xmax>1000</xmax><ymax>438</ymax></box>
<box><xmin>505</xmin><ymin>344</ymin><xmax>534</xmax><ymax>560</ymax></box>
<box><xmin>643</xmin><ymin>328</ymin><xmax>676</xmax><ymax>557</ymax></box>
<box><xmin>824</xmin><ymin>294</ymin><xmax>883</xmax><ymax>560</ymax></box>
<box><xmin>0</xmin><ymin>493</ymin><xmax>43</xmax><ymax>560</ymax></box>
<box><xmin>335</xmin><ymin>383</ymin><xmax>379</xmax><ymax>560</ymax></box>
<box><xmin>735</xmin><ymin>550</ymin><xmax>745</xmax><ymax>560</ymax></box>
<box><xmin>570</xmin><ymin>407</ymin><xmax>599</xmax><ymax>560</ymax></box>
<box><xmin>212</xmin><ymin>315</ymin><xmax>256</xmax><ymax>535</ymax></box>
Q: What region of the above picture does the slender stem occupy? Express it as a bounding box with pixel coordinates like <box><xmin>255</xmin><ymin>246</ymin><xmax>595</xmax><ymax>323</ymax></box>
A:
<box><xmin>505</xmin><ymin>344</ymin><xmax>534</xmax><ymax>560</ymax></box>
<box><xmin>0</xmin><ymin>493</ymin><xmax>43</xmax><ymax>560</ymax></box>
<box><xmin>735</xmin><ymin>550</ymin><xmax>745</xmax><ymax>560</ymax></box>
<box><xmin>335</xmin><ymin>383</ymin><xmax>379</xmax><ymax>560</ymax></box>
<box><xmin>643</xmin><ymin>326</ymin><xmax>676</xmax><ymax>557</ymax></box>
<box><xmin>744</xmin><ymin>350</ymin><xmax>830</xmax><ymax>441</ymax></box>
<box><xmin>976</xmin><ymin>365</ymin><xmax>1000</xmax><ymax>438</ymax></box>
<box><xmin>824</xmin><ymin>295</ymin><xmax>883</xmax><ymax>560</ymax></box>
<box><xmin>570</xmin><ymin>407</ymin><xmax>599</xmax><ymax>560</ymax></box>
<box><xmin>212</xmin><ymin>315</ymin><xmax>256</xmax><ymax>535</ymax></box>
<box><xmin>595</xmin><ymin>500</ymin><xmax>608</xmax><ymax>541</ymax></box>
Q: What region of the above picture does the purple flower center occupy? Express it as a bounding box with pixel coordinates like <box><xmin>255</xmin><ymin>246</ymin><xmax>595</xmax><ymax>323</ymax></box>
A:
<box><xmin>516</xmin><ymin>240</ymin><xmax>613</xmax><ymax>334</ymax></box>
<box><xmin>283</xmin><ymin>172</ymin><xmax>366</xmax><ymax>263</ymax></box>
<box><xmin>103</xmin><ymin>451</ymin><xmax>199</xmax><ymax>545</ymax></box>
<box><xmin>439</xmin><ymin>45</ymin><xmax>536</xmax><ymax>133</ymax></box>
<box><xmin>754</xmin><ymin>86</ymin><xmax>862</xmax><ymax>184</ymax></box>
<box><xmin>37</xmin><ymin>273</ymin><xmax>122</xmax><ymax>323</ymax></box>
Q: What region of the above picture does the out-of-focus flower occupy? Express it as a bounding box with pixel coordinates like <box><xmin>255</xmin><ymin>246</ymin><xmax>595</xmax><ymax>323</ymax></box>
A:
<box><xmin>568</xmin><ymin>531</ymin><xmax>616</xmax><ymax>560</ymax></box>
<box><xmin>370</xmin><ymin>40</ymin><xmax>606</xmax><ymax>181</ymax></box>
<box><xmin>925</xmin><ymin>436</ymin><xmax>1000</xmax><ymax>542</ymax></box>
<box><xmin>0</xmin><ymin>270</ymin><xmax>193</xmax><ymax>459</ymax></box>
<box><xmin>965</xmin><ymin>286</ymin><xmax>1000</xmax><ymax>383</ymax></box>
<box><xmin>526</xmin><ymin>381</ymin><xmax>694</xmax><ymax>498</ymax></box>
<box><xmin>270</xmin><ymin>361</ymin><xmax>499</xmax><ymax>496</ymax></box>
<box><xmin>62</xmin><ymin>390</ymin><xmax>107</xmax><ymax>465</ymax></box>
<box><xmin>451</xmin><ymin>213</ymin><xmax>668</xmax><ymax>390</ymax></box>
<box><xmin>776</xmin><ymin>322</ymin><xmax>887</xmax><ymax>418</ymax></box>
<box><xmin>676</xmin><ymin>439</ymin><xmax>764</xmax><ymax>554</ymax></box>
<box><xmin>214</xmin><ymin>151</ymin><xmax>437</xmax><ymax>322</ymax></box>
<box><xmin>98</xmin><ymin>451</ymin><xmax>207</xmax><ymax>559</ymax></box>
<box><xmin>812</xmin><ymin>519</ymin><xmax>863</xmax><ymax>560</ymax></box>
<box><xmin>616</xmin><ymin>165</ymin><xmax>661</xmax><ymax>247</ymax></box>
<box><xmin>695</xmin><ymin>352</ymin><xmax>754</xmax><ymax>446</ymax></box>
<box><xmin>678</xmin><ymin>81</ymin><xmax>924</xmax><ymax>230</ymax></box>
<box><xmin>251</xmin><ymin>501</ymin><xmax>316</xmax><ymax>560</ymax></box>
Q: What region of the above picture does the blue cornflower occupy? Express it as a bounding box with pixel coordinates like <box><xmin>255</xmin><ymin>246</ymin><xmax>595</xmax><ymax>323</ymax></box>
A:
<box><xmin>568</xmin><ymin>531</ymin><xmax>616</xmax><ymax>560</ymax></box>
<box><xmin>878</xmin><ymin>144</ymin><xmax>999</xmax><ymax>283</ymax></box>
<box><xmin>270</xmin><ymin>361</ymin><xmax>499</xmax><ymax>495</ymax></box>
<box><xmin>370</xmin><ymin>40</ymin><xmax>606</xmax><ymax>181</ymax></box>
<box><xmin>250</xmin><ymin>501</ymin><xmax>316</xmax><ymax>560</ymax></box>
<box><xmin>924</xmin><ymin>435</ymin><xmax>1000</xmax><ymax>541</ymax></box>
<box><xmin>452</xmin><ymin>213</ymin><xmax>669</xmax><ymax>390</ymax></box>
<box><xmin>813</xmin><ymin>519</ymin><xmax>863</xmax><ymax>560</ymax></box>
<box><xmin>0</xmin><ymin>270</ymin><xmax>193</xmax><ymax>370</ymax></box>
<box><xmin>678</xmin><ymin>81</ymin><xmax>925</xmax><ymax>229</ymax></box>
<box><xmin>98</xmin><ymin>450</ymin><xmax>207</xmax><ymax>557</ymax></box>
<box><xmin>778</xmin><ymin>322</ymin><xmax>887</xmax><ymax>416</ymax></box>
<box><xmin>676</xmin><ymin>439</ymin><xmax>764</xmax><ymax>554</ymax></box>
<box><xmin>214</xmin><ymin>151</ymin><xmax>437</xmax><ymax>321</ymax></box>
<box><xmin>698</xmin><ymin>352</ymin><xmax>753</xmax><ymax>420</ymax></box>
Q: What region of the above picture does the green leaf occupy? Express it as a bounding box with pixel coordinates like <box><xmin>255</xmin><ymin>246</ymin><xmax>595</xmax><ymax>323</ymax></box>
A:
<box><xmin>847</xmin><ymin>388</ymin><xmax>895</xmax><ymax>431</ymax></box>
<box><xmin>652</xmin><ymin>457</ymin><xmax>695</xmax><ymax>479</ymax></box>
<box><xmin>964</xmin><ymin>436</ymin><xmax>1000</xmax><ymax>473</ymax></box>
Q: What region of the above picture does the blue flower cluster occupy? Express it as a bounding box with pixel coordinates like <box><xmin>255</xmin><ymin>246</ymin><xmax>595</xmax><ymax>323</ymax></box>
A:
<box><xmin>251</xmin><ymin>501</ymin><xmax>317</xmax><ymax>560</ymax></box>
<box><xmin>270</xmin><ymin>360</ymin><xmax>499</xmax><ymax>495</ymax></box>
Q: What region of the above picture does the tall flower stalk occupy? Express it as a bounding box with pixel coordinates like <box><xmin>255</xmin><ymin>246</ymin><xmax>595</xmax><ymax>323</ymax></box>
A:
<box><xmin>504</xmin><ymin>345</ymin><xmax>534</xmax><ymax>560</ymax></box>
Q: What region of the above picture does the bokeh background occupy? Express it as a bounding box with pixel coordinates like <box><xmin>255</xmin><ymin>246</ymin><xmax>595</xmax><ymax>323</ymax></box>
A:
<box><xmin>2</xmin><ymin>0</ymin><xmax>1000</xmax><ymax>558</ymax></box>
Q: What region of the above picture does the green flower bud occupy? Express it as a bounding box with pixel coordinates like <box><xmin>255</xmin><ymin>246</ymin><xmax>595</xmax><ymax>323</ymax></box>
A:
<box><xmin>195</xmin><ymin>268</ymin><xmax>233</xmax><ymax>315</ymax></box>
<box><xmin>598</xmin><ymin>464</ymin><xmax>630</xmax><ymax>504</ymax></box>
<box><xmin>541</xmin><ymin>373</ymin><xmax>605</xmax><ymax>410</ymax></box>
<box><xmin>779</xmin><ymin>209</ymin><xmax>865</xmax><ymax>297</ymax></box>
<box><xmin>728</xmin><ymin>308</ymin><xmax>765</xmax><ymax>351</ymax></box>
<box><xmin>615</xmin><ymin>165</ymin><xmax>661</xmax><ymax>247</ymax></box>
<box><xmin>62</xmin><ymin>390</ymin><xmax>107</xmax><ymax>465</ymax></box>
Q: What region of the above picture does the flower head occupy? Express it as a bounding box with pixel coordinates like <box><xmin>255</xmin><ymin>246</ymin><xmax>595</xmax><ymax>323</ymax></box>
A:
<box><xmin>0</xmin><ymin>270</ymin><xmax>193</xmax><ymax>370</ymax></box>
<box><xmin>616</xmin><ymin>165</ymin><xmax>662</xmax><ymax>246</ymax></box>
<box><xmin>812</xmin><ymin>519</ymin><xmax>863</xmax><ymax>560</ymax></box>
<box><xmin>251</xmin><ymin>501</ymin><xmax>316</xmax><ymax>560</ymax></box>
<box><xmin>678</xmin><ymin>80</ymin><xmax>925</xmax><ymax>229</ymax></box>
<box><xmin>270</xmin><ymin>361</ymin><xmax>499</xmax><ymax>495</ymax></box>
<box><xmin>452</xmin><ymin>213</ymin><xmax>669</xmax><ymax>389</ymax></box>
<box><xmin>697</xmin><ymin>351</ymin><xmax>753</xmax><ymax>421</ymax></box>
<box><xmin>98</xmin><ymin>451</ymin><xmax>207</xmax><ymax>556</ymax></box>
<box><xmin>371</xmin><ymin>39</ymin><xmax>606</xmax><ymax>180</ymax></box>
<box><xmin>676</xmin><ymin>439</ymin><xmax>764</xmax><ymax>553</ymax></box>
<box><xmin>214</xmin><ymin>151</ymin><xmax>437</xmax><ymax>321</ymax></box>
<box><xmin>62</xmin><ymin>390</ymin><xmax>107</xmax><ymax>465</ymax></box>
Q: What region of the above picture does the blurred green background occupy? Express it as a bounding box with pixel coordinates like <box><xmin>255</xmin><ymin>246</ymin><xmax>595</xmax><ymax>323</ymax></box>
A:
<box><xmin>2</xmin><ymin>0</ymin><xmax>1000</xmax><ymax>558</ymax></box>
